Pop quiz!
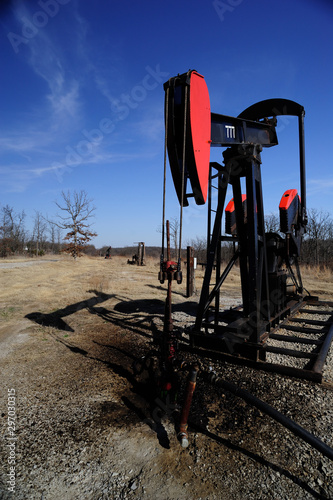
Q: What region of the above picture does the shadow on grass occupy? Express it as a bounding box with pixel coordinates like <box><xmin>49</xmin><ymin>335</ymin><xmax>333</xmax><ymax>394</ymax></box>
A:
<box><xmin>25</xmin><ymin>285</ymin><xmax>197</xmax><ymax>340</ymax></box>
<box><xmin>25</xmin><ymin>291</ymin><xmax>115</xmax><ymax>332</ymax></box>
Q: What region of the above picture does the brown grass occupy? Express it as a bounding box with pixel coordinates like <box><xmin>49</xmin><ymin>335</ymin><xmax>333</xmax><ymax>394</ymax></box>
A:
<box><xmin>0</xmin><ymin>256</ymin><xmax>169</xmax><ymax>328</ymax></box>
<box><xmin>0</xmin><ymin>256</ymin><xmax>332</xmax><ymax>329</ymax></box>
<box><xmin>299</xmin><ymin>264</ymin><xmax>333</xmax><ymax>299</ymax></box>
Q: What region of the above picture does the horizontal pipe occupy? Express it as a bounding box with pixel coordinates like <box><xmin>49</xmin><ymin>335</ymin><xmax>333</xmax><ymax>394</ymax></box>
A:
<box><xmin>203</xmin><ymin>372</ymin><xmax>333</xmax><ymax>461</ymax></box>
<box><xmin>313</xmin><ymin>324</ymin><xmax>333</xmax><ymax>374</ymax></box>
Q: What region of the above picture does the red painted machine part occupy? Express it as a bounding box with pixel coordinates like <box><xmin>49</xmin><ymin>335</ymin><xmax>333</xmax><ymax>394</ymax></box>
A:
<box><xmin>225</xmin><ymin>194</ymin><xmax>247</xmax><ymax>213</ymax></box>
<box><xmin>189</xmin><ymin>71</ymin><xmax>211</xmax><ymax>205</ymax></box>
<box><xmin>279</xmin><ymin>189</ymin><xmax>299</xmax><ymax>210</ymax></box>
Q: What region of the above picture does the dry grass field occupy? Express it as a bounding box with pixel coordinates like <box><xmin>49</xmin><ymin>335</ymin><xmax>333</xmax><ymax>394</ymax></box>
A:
<box><xmin>0</xmin><ymin>255</ymin><xmax>332</xmax><ymax>499</ymax></box>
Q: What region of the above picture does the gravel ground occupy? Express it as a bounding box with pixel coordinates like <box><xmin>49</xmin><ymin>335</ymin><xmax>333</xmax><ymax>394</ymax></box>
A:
<box><xmin>0</xmin><ymin>267</ymin><xmax>332</xmax><ymax>499</ymax></box>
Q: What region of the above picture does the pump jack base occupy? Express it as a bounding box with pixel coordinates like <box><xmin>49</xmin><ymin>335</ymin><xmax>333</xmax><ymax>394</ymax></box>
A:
<box><xmin>186</xmin><ymin>296</ymin><xmax>333</xmax><ymax>383</ymax></box>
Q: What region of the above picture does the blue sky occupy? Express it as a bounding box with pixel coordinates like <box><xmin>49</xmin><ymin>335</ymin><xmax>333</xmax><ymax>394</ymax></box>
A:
<box><xmin>0</xmin><ymin>0</ymin><xmax>332</xmax><ymax>248</ymax></box>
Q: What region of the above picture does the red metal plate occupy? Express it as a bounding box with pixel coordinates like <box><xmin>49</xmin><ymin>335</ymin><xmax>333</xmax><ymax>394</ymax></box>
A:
<box><xmin>225</xmin><ymin>194</ymin><xmax>247</xmax><ymax>214</ymax></box>
<box><xmin>189</xmin><ymin>71</ymin><xmax>211</xmax><ymax>205</ymax></box>
<box><xmin>279</xmin><ymin>189</ymin><xmax>298</xmax><ymax>210</ymax></box>
<box><xmin>225</xmin><ymin>194</ymin><xmax>247</xmax><ymax>235</ymax></box>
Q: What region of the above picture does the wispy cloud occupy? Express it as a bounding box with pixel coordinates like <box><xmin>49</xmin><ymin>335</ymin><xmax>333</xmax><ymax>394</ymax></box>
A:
<box><xmin>0</xmin><ymin>1</ymin><xmax>91</xmax><ymax>193</ymax></box>
<box><xmin>0</xmin><ymin>148</ymin><xmax>149</xmax><ymax>193</ymax></box>
<box><xmin>1</xmin><ymin>2</ymin><xmax>165</xmax><ymax>194</ymax></box>
<box><xmin>26</xmin><ymin>38</ymin><xmax>82</xmax><ymax>129</ymax></box>
<box><xmin>0</xmin><ymin>133</ymin><xmax>52</xmax><ymax>153</ymax></box>
<box><xmin>28</xmin><ymin>151</ymin><xmax>141</xmax><ymax>176</ymax></box>
<box><xmin>307</xmin><ymin>177</ymin><xmax>333</xmax><ymax>195</ymax></box>
<box><xmin>10</xmin><ymin>1</ymin><xmax>83</xmax><ymax>130</ymax></box>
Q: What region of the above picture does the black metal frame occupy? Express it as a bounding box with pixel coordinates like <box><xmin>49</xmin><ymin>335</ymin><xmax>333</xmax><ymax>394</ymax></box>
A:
<box><xmin>157</xmin><ymin>74</ymin><xmax>333</xmax><ymax>455</ymax></box>
<box><xmin>163</xmin><ymin>74</ymin><xmax>332</xmax><ymax>375</ymax></box>
<box><xmin>192</xmin><ymin>147</ymin><xmax>276</xmax><ymax>360</ymax></box>
<box><xmin>191</xmin><ymin>99</ymin><xmax>308</xmax><ymax>362</ymax></box>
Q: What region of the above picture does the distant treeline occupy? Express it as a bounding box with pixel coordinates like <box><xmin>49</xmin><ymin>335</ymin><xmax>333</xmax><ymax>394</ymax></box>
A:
<box><xmin>1</xmin><ymin>203</ymin><xmax>332</xmax><ymax>269</ymax></box>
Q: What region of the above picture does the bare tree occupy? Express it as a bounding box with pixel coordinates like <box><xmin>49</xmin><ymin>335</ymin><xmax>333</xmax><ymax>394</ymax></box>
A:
<box><xmin>32</xmin><ymin>211</ymin><xmax>47</xmax><ymax>256</ymax></box>
<box><xmin>45</xmin><ymin>218</ymin><xmax>62</xmax><ymax>254</ymax></box>
<box><xmin>169</xmin><ymin>217</ymin><xmax>179</xmax><ymax>258</ymax></box>
<box><xmin>48</xmin><ymin>221</ymin><xmax>56</xmax><ymax>253</ymax></box>
<box><xmin>0</xmin><ymin>205</ymin><xmax>26</xmax><ymax>257</ymax></box>
<box><xmin>303</xmin><ymin>208</ymin><xmax>333</xmax><ymax>267</ymax></box>
<box><xmin>187</xmin><ymin>235</ymin><xmax>207</xmax><ymax>263</ymax></box>
<box><xmin>56</xmin><ymin>226</ymin><xmax>63</xmax><ymax>253</ymax></box>
<box><xmin>264</xmin><ymin>213</ymin><xmax>280</xmax><ymax>233</ymax></box>
<box><xmin>53</xmin><ymin>190</ymin><xmax>97</xmax><ymax>259</ymax></box>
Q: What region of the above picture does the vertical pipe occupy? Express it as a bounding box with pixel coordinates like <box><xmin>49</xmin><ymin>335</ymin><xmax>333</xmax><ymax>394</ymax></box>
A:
<box><xmin>298</xmin><ymin>111</ymin><xmax>306</xmax><ymax>224</ymax></box>
<box><xmin>207</xmin><ymin>163</ymin><xmax>212</xmax><ymax>263</ymax></box>
<box><xmin>178</xmin><ymin>365</ymin><xmax>199</xmax><ymax>448</ymax></box>
<box><xmin>166</xmin><ymin>220</ymin><xmax>170</xmax><ymax>262</ymax></box>
<box><xmin>163</xmin><ymin>221</ymin><xmax>175</xmax><ymax>365</ymax></box>
<box><xmin>245</xmin><ymin>158</ymin><xmax>259</xmax><ymax>318</ymax></box>
<box><xmin>178</xmin><ymin>85</ymin><xmax>188</xmax><ymax>263</ymax></box>
<box><xmin>164</xmin><ymin>221</ymin><xmax>172</xmax><ymax>336</ymax></box>
<box><xmin>233</xmin><ymin>175</ymin><xmax>249</xmax><ymax>315</ymax></box>
<box><xmin>186</xmin><ymin>246</ymin><xmax>194</xmax><ymax>298</ymax></box>
<box><xmin>255</xmin><ymin>153</ymin><xmax>270</xmax><ymax>324</ymax></box>
<box><xmin>215</xmin><ymin>217</ymin><xmax>221</xmax><ymax>326</ymax></box>
<box><xmin>162</xmin><ymin>86</ymin><xmax>170</xmax><ymax>260</ymax></box>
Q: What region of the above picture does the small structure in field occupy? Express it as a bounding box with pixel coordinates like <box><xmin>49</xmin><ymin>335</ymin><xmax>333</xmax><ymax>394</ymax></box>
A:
<box><xmin>127</xmin><ymin>242</ymin><xmax>146</xmax><ymax>266</ymax></box>
<box><xmin>105</xmin><ymin>247</ymin><xmax>112</xmax><ymax>259</ymax></box>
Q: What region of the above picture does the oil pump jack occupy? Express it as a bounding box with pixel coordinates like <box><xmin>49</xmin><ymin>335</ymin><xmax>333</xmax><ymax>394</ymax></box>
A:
<box><xmin>152</xmin><ymin>70</ymin><xmax>333</xmax><ymax>455</ymax></box>
<box><xmin>160</xmin><ymin>69</ymin><xmax>309</xmax><ymax>362</ymax></box>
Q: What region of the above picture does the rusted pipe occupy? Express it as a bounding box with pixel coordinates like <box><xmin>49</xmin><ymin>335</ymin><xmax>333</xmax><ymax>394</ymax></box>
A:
<box><xmin>178</xmin><ymin>364</ymin><xmax>199</xmax><ymax>448</ymax></box>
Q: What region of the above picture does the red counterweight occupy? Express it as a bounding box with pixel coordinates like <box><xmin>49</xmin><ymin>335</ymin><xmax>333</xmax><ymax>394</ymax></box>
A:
<box><xmin>225</xmin><ymin>194</ymin><xmax>247</xmax><ymax>235</ymax></box>
<box><xmin>189</xmin><ymin>71</ymin><xmax>211</xmax><ymax>205</ymax></box>
<box><xmin>279</xmin><ymin>189</ymin><xmax>301</xmax><ymax>234</ymax></box>
<box><xmin>164</xmin><ymin>70</ymin><xmax>211</xmax><ymax>206</ymax></box>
